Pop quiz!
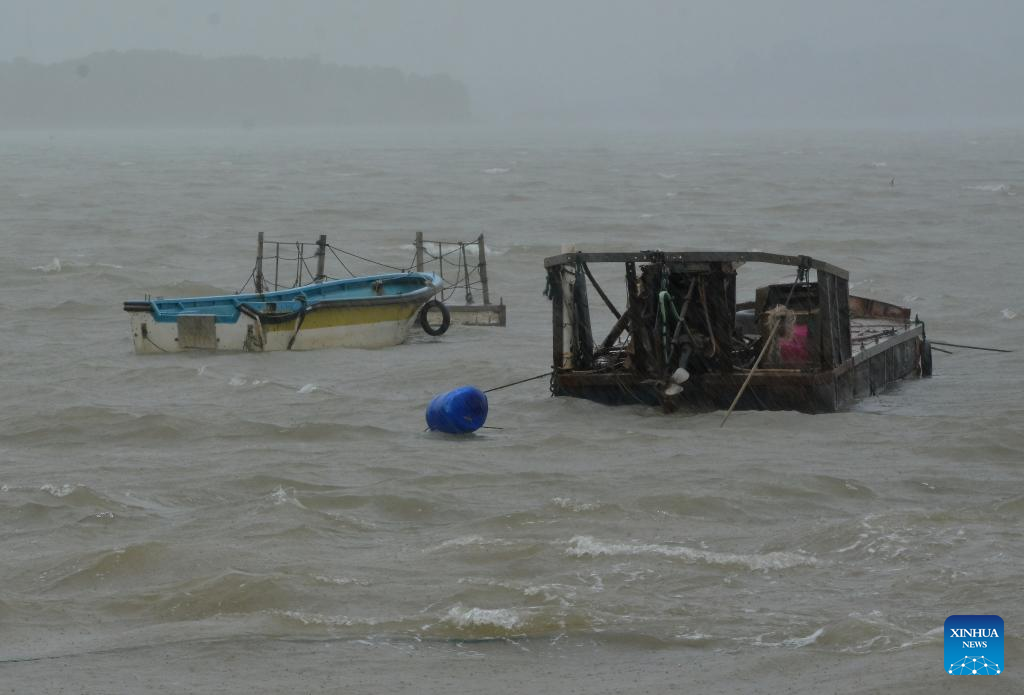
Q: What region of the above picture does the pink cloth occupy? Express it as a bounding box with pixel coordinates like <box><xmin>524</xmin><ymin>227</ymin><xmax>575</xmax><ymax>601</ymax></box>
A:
<box><xmin>778</xmin><ymin>324</ymin><xmax>811</xmax><ymax>363</ymax></box>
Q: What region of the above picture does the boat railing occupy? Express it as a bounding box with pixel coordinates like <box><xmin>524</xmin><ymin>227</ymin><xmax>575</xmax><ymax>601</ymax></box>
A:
<box><xmin>240</xmin><ymin>233</ymin><xmax>418</xmax><ymax>294</ymax></box>
<box><xmin>413</xmin><ymin>232</ymin><xmax>495</xmax><ymax>306</ymax></box>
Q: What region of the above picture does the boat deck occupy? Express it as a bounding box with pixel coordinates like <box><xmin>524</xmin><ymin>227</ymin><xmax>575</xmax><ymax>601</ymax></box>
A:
<box><xmin>850</xmin><ymin>317</ymin><xmax>915</xmax><ymax>357</ymax></box>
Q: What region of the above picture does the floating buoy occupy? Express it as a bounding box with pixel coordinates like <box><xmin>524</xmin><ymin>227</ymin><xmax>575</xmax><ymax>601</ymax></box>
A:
<box><xmin>426</xmin><ymin>385</ymin><xmax>488</xmax><ymax>434</ymax></box>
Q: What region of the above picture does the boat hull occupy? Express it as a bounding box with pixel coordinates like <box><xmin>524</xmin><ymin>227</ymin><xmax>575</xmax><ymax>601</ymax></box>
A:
<box><xmin>128</xmin><ymin>300</ymin><xmax>424</xmax><ymax>354</ymax></box>
<box><xmin>552</xmin><ymin>327</ymin><xmax>926</xmax><ymax>414</ymax></box>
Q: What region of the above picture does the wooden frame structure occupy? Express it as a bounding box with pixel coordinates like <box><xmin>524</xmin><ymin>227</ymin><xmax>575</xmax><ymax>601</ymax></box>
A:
<box><xmin>544</xmin><ymin>250</ymin><xmax>929</xmax><ymax>413</ymax></box>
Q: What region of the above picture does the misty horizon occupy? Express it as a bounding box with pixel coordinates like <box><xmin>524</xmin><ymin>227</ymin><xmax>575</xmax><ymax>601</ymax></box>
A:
<box><xmin>2</xmin><ymin>0</ymin><xmax>1023</xmax><ymax>128</ymax></box>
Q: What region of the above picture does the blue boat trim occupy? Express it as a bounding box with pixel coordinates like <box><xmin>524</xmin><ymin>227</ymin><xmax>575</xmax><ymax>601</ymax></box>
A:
<box><xmin>124</xmin><ymin>272</ymin><xmax>441</xmax><ymax>324</ymax></box>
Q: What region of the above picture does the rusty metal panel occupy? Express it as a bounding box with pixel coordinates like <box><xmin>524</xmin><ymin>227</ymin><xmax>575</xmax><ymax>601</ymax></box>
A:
<box><xmin>177</xmin><ymin>315</ymin><xmax>217</xmax><ymax>349</ymax></box>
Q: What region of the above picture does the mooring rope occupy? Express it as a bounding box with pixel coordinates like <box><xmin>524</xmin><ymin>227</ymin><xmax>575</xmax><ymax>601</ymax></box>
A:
<box><xmin>483</xmin><ymin>372</ymin><xmax>553</xmax><ymax>393</ymax></box>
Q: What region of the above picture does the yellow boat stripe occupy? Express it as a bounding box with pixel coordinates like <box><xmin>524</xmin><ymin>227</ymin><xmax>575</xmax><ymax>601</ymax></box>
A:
<box><xmin>264</xmin><ymin>303</ymin><xmax>420</xmax><ymax>332</ymax></box>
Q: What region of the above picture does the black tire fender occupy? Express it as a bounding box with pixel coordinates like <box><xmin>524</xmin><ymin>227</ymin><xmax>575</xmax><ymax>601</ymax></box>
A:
<box><xmin>920</xmin><ymin>339</ymin><xmax>933</xmax><ymax>377</ymax></box>
<box><xmin>419</xmin><ymin>299</ymin><xmax>451</xmax><ymax>336</ymax></box>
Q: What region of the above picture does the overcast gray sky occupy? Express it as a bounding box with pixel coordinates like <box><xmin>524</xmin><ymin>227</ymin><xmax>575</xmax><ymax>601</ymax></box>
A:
<box><xmin>3</xmin><ymin>0</ymin><xmax>1022</xmax><ymax>124</ymax></box>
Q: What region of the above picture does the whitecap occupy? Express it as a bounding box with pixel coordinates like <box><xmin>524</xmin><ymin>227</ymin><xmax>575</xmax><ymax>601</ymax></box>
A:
<box><xmin>228</xmin><ymin>376</ymin><xmax>247</xmax><ymax>386</ymax></box>
<box><xmin>444</xmin><ymin>604</ymin><xmax>523</xmax><ymax>630</ymax></box>
<box><xmin>565</xmin><ymin>535</ymin><xmax>819</xmax><ymax>570</ymax></box>
<box><xmin>276</xmin><ymin>610</ymin><xmax>362</xmax><ymax>627</ymax></box>
<box><xmin>433</xmin><ymin>535</ymin><xmax>515</xmax><ymax>550</ymax></box>
<box><xmin>656</xmin><ymin>172</ymin><xmax>678</xmax><ymax>179</ymax></box>
<box><xmin>966</xmin><ymin>183</ymin><xmax>1011</xmax><ymax>193</ymax></box>
<box><xmin>33</xmin><ymin>257</ymin><xmax>62</xmax><ymax>273</ymax></box>
<box><xmin>482</xmin><ymin>167</ymin><xmax>510</xmax><ymax>175</ymax></box>
<box><xmin>1001</xmin><ymin>308</ymin><xmax>1018</xmax><ymax>320</ymax></box>
<box><xmin>783</xmin><ymin>627</ymin><xmax>825</xmax><ymax>648</ymax></box>
<box><xmin>297</xmin><ymin>383</ymin><xmax>317</xmax><ymax>394</ymax></box>
<box><xmin>313</xmin><ymin>575</ymin><xmax>370</xmax><ymax>586</ymax></box>
<box><xmin>551</xmin><ymin>497</ymin><xmax>598</xmax><ymax>512</ymax></box>
<box><xmin>269</xmin><ymin>486</ymin><xmax>306</xmax><ymax>508</ymax></box>
<box><xmin>40</xmin><ymin>483</ymin><xmax>76</xmax><ymax>497</ymax></box>
<box><xmin>870</xmin><ymin>162</ymin><xmax>887</xmax><ymax>168</ymax></box>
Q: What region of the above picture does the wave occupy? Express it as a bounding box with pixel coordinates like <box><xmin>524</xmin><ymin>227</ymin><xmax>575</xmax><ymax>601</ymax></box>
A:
<box><xmin>32</xmin><ymin>257</ymin><xmax>62</xmax><ymax>273</ymax></box>
<box><xmin>271</xmin><ymin>603</ymin><xmax>591</xmax><ymax>641</ymax></box>
<box><xmin>565</xmin><ymin>535</ymin><xmax>820</xmax><ymax>570</ymax></box>
<box><xmin>1</xmin><ymin>406</ymin><xmax>212</xmax><ymax>445</ymax></box>
<box><xmin>43</xmin><ymin>541</ymin><xmax>169</xmax><ymax>591</ymax></box>
<box><xmin>966</xmin><ymin>183</ymin><xmax>1013</xmax><ymax>194</ymax></box>
<box><xmin>148</xmin><ymin>571</ymin><xmax>295</xmax><ymax>620</ymax></box>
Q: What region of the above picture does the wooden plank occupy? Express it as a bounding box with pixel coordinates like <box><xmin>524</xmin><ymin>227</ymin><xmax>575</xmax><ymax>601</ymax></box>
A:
<box><xmin>544</xmin><ymin>251</ymin><xmax>848</xmax><ymax>279</ymax></box>
<box><xmin>550</xmin><ymin>268</ymin><xmax>563</xmax><ymax>370</ymax></box>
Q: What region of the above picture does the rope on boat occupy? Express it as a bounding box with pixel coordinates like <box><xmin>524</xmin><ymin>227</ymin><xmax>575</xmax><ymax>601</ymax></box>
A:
<box><xmin>720</xmin><ymin>262</ymin><xmax>808</xmax><ymax>428</ymax></box>
<box><xmin>143</xmin><ymin>333</ymin><xmax>170</xmax><ymax>353</ymax></box>
<box><xmin>326</xmin><ymin>244</ymin><xmax>410</xmax><ymax>273</ymax></box>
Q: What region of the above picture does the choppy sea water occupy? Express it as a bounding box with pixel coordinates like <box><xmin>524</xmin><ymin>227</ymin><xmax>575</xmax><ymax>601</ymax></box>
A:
<box><xmin>1</xmin><ymin>126</ymin><xmax>1022</xmax><ymax>693</ymax></box>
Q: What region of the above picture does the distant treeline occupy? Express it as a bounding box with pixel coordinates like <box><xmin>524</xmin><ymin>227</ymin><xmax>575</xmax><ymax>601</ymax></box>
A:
<box><xmin>0</xmin><ymin>50</ymin><xmax>471</xmax><ymax>127</ymax></box>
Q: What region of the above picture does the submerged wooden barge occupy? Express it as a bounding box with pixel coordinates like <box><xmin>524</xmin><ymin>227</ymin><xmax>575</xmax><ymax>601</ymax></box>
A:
<box><xmin>544</xmin><ymin>251</ymin><xmax>932</xmax><ymax>413</ymax></box>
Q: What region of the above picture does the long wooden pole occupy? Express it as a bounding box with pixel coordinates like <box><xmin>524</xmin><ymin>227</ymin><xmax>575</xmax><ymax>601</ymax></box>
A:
<box><xmin>581</xmin><ymin>261</ymin><xmax>620</xmax><ymax>319</ymax></box>
<box><xmin>255</xmin><ymin>232</ymin><xmax>265</xmax><ymax>294</ymax></box>
<box><xmin>415</xmin><ymin>231</ymin><xmax>424</xmax><ymax>272</ymax></box>
<box><xmin>476</xmin><ymin>234</ymin><xmax>490</xmax><ymax>305</ymax></box>
<box><xmin>721</xmin><ymin>267</ymin><xmax>805</xmax><ymax>427</ymax></box>
<box><xmin>720</xmin><ymin>317</ymin><xmax>781</xmax><ymax>427</ymax></box>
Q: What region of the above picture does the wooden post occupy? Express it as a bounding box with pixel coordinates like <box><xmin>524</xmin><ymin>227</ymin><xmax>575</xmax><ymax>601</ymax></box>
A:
<box><xmin>461</xmin><ymin>243</ymin><xmax>474</xmax><ymax>304</ymax></box>
<box><xmin>274</xmin><ymin>242</ymin><xmax>280</xmax><ymax>291</ymax></box>
<box><xmin>255</xmin><ymin>232</ymin><xmax>266</xmax><ymax>294</ymax></box>
<box><xmin>415</xmin><ymin>231</ymin><xmax>424</xmax><ymax>272</ymax></box>
<box><xmin>561</xmin><ymin>265</ymin><xmax>575</xmax><ymax>370</ymax></box>
<box><xmin>315</xmin><ymin>235</ymin><xmax>327</xmax><ymax>281</ymax></box>
<box><xmin>476</xmin><ymin>234</ymin><xmax>490</xmax><ymax>305</ymax></box>
<box><xmin>550</xmin><ymin>267</ymin><xmax>563</xmax><ymax>371</ymax></box>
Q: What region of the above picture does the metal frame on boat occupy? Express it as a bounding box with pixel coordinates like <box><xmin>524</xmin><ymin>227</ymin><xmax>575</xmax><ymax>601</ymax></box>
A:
<box><xmin>414</xmin><ymin>232</ymin><xmax>507</xmax><ymax>327</ymax></box>
<box><xmin>544</xmin><ymin>250</ymin><xmax>931</xmax><ymax>413</ymax></box>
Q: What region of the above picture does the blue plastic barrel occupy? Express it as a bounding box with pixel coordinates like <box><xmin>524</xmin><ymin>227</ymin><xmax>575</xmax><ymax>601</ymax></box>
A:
<box><xmin>426</xmin><ymin>385</ymin><xmax>488</xmax><ymax>434</ymax></box>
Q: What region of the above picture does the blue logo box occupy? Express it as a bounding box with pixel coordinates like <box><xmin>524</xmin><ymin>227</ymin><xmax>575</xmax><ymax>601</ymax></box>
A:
<box><xmin>945</xmin><ymin>615</ymin><xmax>1003</xmax><ymax>675</ymax></box>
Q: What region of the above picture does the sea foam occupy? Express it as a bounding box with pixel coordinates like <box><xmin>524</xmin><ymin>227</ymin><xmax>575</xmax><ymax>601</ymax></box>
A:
<box><xmin>566</xmin><ymin>535</ymin><xmax>819</xmax><ymax>570</ymax></box>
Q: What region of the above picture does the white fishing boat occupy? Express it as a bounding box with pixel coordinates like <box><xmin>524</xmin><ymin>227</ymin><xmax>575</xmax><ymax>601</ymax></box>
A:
<box><xmin>124</xmin><ymin>271</ymin><xmax>444</xmax><ymax>354</ymax></box>
<box><xmin>124</xmin><ymin>234</ymin><xmax>449</xmax><ymax>353</ymax></box>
